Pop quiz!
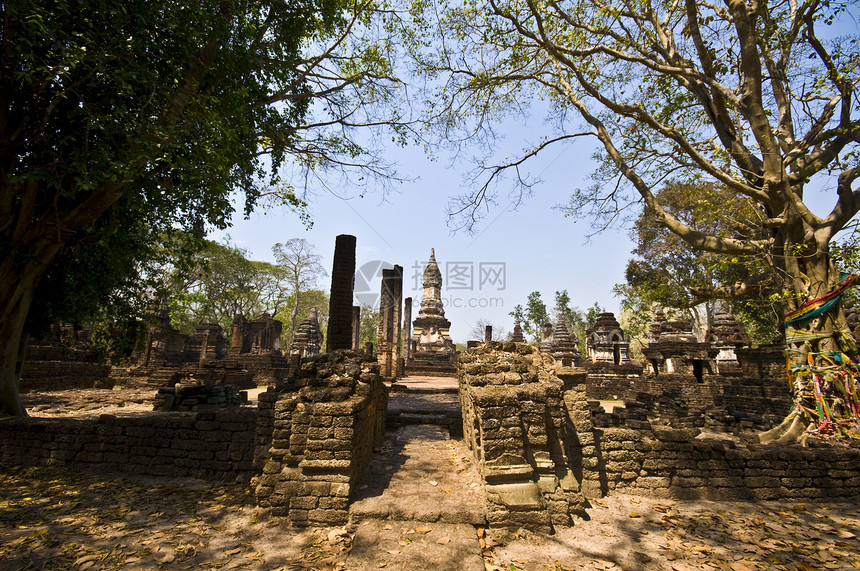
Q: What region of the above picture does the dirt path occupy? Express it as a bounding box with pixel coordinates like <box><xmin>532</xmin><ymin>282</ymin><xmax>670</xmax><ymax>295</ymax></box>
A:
<box><xmin>350</xmin><ymin>425</ymin><xmax>485</xmax><ymax>524</ymax></box>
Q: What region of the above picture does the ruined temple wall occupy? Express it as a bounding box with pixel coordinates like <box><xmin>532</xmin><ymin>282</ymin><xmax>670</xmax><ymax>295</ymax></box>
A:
<box><xmin>458</xmin><ymin>342</ymin><xmax>596</xmax><ymax>532</ymax></box>
<box><xmin>20</xmin><ymin>337</ymin><xmax>113</xmax><ymax>392</ymax></box>
<box><xmin>253</xmin><ymin>351</ymin><xmax>387</xmax><ymax>526</ymax></box>
<box><xmin>20</xmin><ymin>361</ymin><xmax>113</xmax><ymax>392</ymax></box>
<box><xmin>737</xmin><ymin>345</ymin><xmax>788</xmax><ymax>382</ymax></box>
<box><xmin>595</xmin><ymin>426</ymin><xmax>860</xmax><ymax>501</ymax></box>
<box><xmin>583</xmin><ymin>364</ymin><xmax>642</xmax><ymax>401</ymax></box>
<box><xmin>586</xmin><ymin>363</ymin><xmax>793</xmax><ymax>428</ymax></box>
<box><xmin>0</xmin><ymin>410</ymin><xmax>257</xmax><ymax>480</ymax></box>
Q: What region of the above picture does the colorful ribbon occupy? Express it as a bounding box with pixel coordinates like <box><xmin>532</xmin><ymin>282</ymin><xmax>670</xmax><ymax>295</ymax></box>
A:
<box><xmin>784</xmin><ymin>273</ymin><xmax>857</xmax><ymax>328</ymax></box>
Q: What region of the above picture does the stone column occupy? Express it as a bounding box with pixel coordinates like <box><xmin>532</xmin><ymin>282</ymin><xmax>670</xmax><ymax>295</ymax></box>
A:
<box><xmin>392</xmin><ymin>265</ymin><xmax>403</xmax><ymax>378</ymax></box>
<box><xmin>351</xmin><ymin>306</ymin><xmax>361</xmax><ymax>350</ymax></box>
<box><xmin>485</xmin><ymin>325</ymin><xmax>493</xmax><ymax>343</ymax></box>
<box><xmin>326</xmin><ymin>234</ymin><xmax>356</xmax><ymax>353</ymax></box>
<box><xmin>198</xmin><ymin>331</ymin><xmax>210</xmax><ymax>367</ymax></box>
<box><xmin>402</xmin><ymin>297</ymin><xmax>413</xmax><ymax>365</ymax></box>
<box><xmin>378</xmin><ymin>268</ymin><xmax>396</xmax><ymax>378</ymax></box>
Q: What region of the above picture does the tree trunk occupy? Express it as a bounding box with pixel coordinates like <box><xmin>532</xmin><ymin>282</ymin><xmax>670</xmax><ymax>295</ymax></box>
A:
<box><xmin>767</xmin><ymin>223</ymin><xmax>860</xmax><ymax>442</ymax></box>
<box><xmin>0</xmin><ymin>264</ymin><xmax>42</xmax><ymax>416</ymax></box>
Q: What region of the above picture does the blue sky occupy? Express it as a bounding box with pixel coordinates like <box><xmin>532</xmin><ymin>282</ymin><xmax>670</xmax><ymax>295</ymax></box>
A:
<box><xmin>213</xmin><ymin>119</ymin><xmax>637</xmax><ymax>343</ymax></box>
<box><xmin>214</xmin><ymin>124</ymin><xmax>844</xmax><ymax>344</ymax></box>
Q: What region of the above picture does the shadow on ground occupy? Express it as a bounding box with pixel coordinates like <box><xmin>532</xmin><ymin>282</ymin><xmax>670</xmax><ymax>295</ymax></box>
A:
<box><xmin>0</xmin><ymin>465</ymin><xmax>348</xmax><ymax>570</ymax></box>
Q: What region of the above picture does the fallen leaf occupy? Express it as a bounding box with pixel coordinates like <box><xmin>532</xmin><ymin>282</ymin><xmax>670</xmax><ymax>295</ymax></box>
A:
<box><xmin>328</xmin><ymin>528</ymin><xmax>348</xmax><ymax>544</ymax></box>
<box><xmin>629</xmin><ymin>512</ymin><xmax>640</xmax><ymax>518</ymax></box>
<box><xmin>225</xmin><ymin>548</ymin><xmax>241</xmax><ymax>556</ymax></box>
<box><xmin>429</xmin><ymin>481</ymin><xmax>438</xmax><ymax>487</ymax></box>
<box><xmin>436</xmin><ymin>536</ymin><xmax>450</xmax><ymax>544</ymax></box>
<box><xmin>415</xmin><ymin>526</ymin><xmax>431</xmax><ymax>534</ymax></box>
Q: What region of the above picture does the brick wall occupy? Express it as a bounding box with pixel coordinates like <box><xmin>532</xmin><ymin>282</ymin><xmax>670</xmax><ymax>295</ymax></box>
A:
<box><xmin>253</xmin><ymin>350</ymin><xmax>387</xmax><ymax>526</ymax></box>
<box><xmin>0</xmin><ymin>409</ymin><xmax>257</xmax><ymax>481</ymax></box>
<box><xmin>596</xmin><ymin>426</ymin><xmax>860</xmax><ymax>500</ymax></box>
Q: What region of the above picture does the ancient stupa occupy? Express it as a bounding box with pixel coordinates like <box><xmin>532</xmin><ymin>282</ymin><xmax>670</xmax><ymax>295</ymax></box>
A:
<box><xmin>406</xmin><ymin>248</ymin><xmax>456</xmax><ymax>375</ymax></box>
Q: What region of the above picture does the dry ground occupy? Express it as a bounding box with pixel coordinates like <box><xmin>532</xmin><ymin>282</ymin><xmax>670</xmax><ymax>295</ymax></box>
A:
<box><xmin>3</xmin><ymin>388</ymin><xmax>860</xmax><ymax>570</ymax></box>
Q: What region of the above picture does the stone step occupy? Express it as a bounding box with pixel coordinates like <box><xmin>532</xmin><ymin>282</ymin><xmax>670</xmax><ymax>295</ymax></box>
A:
<box><xmin>390</xmin><ymin>383</ymin><xmax>458</xmax><ymax>394</ymax></box>
<box><xmin>403</xmin><ymin>368</ymin><xmax>457</xmax><ymax>378</ymax></box>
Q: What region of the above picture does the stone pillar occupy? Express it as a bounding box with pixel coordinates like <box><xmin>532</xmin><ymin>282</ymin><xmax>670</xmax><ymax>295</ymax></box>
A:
<box><xmin>484</xmin><ymin>325</ymin><xmax>493</xmax><ymax>343</ymax></box>
<box><xmin>326</xmin><ymin>234</ymin><xmax>356</xmax><ymax>353</ymax></box>
<box><xmin>402</xmin><ymin>297</ymin><xmax>413</xmax><ymax>364</ymax></box>
<box><xmin>378</xmin><ymin>268</ymin><xmax>396</xmax><ymax>378</ymax></box>
<box><xmin>351</xmin><ymin>306</ymin><xmax>361</xmax><ymax>350</ymax></box>
<box><xmin>198</xmin><ymin>331</ymin><xmax>209</xmax><ymax>367</ymax></box>
<box><xmin>392</xmin><ymin>265</ymin><xmax>403</xmax><ymax>378</ymax></box>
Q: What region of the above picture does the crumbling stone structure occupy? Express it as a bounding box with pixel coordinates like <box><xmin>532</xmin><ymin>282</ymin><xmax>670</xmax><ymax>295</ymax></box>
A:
<box><xmin>229</xmin><ymin>314</ymin><xmax>281</xmax><ymax>355</ymax></box>
<box><xmin>588</xmin><ymin>425</ymin><xmax>860</xmax><ymax>501</ymax></box>
<box><xmin>289</xmin><ymin>307</ymin><xmax>324</xmax><ymax>369</ymax></box>
<box><xmin>458</xmin><ymin>342</ymin><xmax>598</xmax><ymax>532</ymax></box>
<box><xmin>510</xmin><ymin>317</ymin><xmax>525</xmax><ymax>343</ymax></box>
<box><xmin>21</xmin><ymin>325</ymin><xmax>112</xmax><ymax>392</ymax></box>
<box><xmin>707</xmin><ymin>302</ymin><xmax>751</xmax><ymax>374</ymax></box>
<box><xmin>642</xmin><ymin>308</ymin><xmax>718</xmax><ymax>381</ymax></box>
<box><xmin>580</xmin><ymin>305</ymin><xmax>791</xmax><ymax>432</ymax></box>
<box><xmin>221</xmin><ymin>314</ymin><xmax>289</xmax><ymax>384</ymax></box>
<box><xmin>111</xmin><ymin>304</ymin><xmax>289</xmax><ymax>388</ymax></box>
<box><xmin>407</xmin><ymin>249</ymin><xmax>456</xmax><ymax>376</ymax></box>
<box><xmin>0</xmin><ymin>410</ymin><xmax>258</xmax><ymax>480</ymax></box>
<box><xmin>402</xmin><ymin>297</ymin><xmax>413</xmax><ymax>363</ymax></box>
<box><xmin>583</xmin><ymin>313</ymin><xmax>643</xmax><ymax>401</ymax></box>
<box><xmin>586</xmin><ymin>312</ymin><xmax>631</xmax><ymax>365</ymax></box>
<box><xmin>539</xmin><ymin>317</ymin><xmax>581</xmax><ymax>366</ymax></box>
<box><xmin>153</xmin><ymin>384</ymin><xmax>246</xmax><ymax>412</ymax></box>
<box><xmin>539</xmin><ymin>322</ymin><xmax>554</xmax><ymax>353</ymax></box>
<box><xmin>351</xmin><ymin>306</ymin><xmax>361</xmax><ymax>351</ymax></box>
<box><xmin>254</xmin><ymin>350</ymin><xmax>387</xmax><ymax>526</ymax></box>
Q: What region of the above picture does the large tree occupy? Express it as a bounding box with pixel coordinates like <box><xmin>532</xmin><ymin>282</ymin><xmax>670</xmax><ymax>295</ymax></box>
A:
<box><xmin>0</xmin><ymin>0</ymin><xmax>405</xmax><ymax>415</ymax></box>
<box><xmin>272</xmin><ymin>238</ymin><xmax>327</xmax><ymax>339</ymax></box>
<box><xmin>616</xmin><ymin>181</ymin><xmax>782</xmax><ymax>344</ymax></box>
<box><xmin>168</xmin><ymin>240</ymin><xmax>289</xmax><ymax>335</ymax></box>
<box><xmin>412</xmin><ymin>0</ymin><xmax>860</xmax><ymax>439</ymax></box>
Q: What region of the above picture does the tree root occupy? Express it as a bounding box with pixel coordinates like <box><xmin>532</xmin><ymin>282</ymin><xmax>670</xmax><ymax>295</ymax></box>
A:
<box><xmin>758</xmin><ymin>412</ymin><xmax>807</xmax><ymax>445</ymax></box>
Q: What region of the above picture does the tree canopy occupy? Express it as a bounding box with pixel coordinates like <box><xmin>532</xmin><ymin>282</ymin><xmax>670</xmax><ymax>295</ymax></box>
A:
<box><xmin>615</xmin><ymin>181</ymin><xmax>782</xmax><ymax>344</ymax></box>
<box><xmin>0</xmin><ymin>0</ymin><xmax>406</xmax><ymax>415</ymax></box>
<box><xmin>410</xmin><ymin>0</ymin><xmax>860</xmax><ymax>439</ymax></box>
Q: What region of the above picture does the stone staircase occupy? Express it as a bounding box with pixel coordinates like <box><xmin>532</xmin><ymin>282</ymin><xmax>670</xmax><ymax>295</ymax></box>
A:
<box><xmin>385</xmin><ymin>392</ymin><xmax>463</xmax><ymax>438</ymax></box>
<box><xmin>404</xmin><ymin>353</ymin><xmax>457</xmax><ymax>377</ymax></box>
<box><xmin>387</xmin><ymin>375</ymin><xmax>462</xmax><ymax>436</ymax></box>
